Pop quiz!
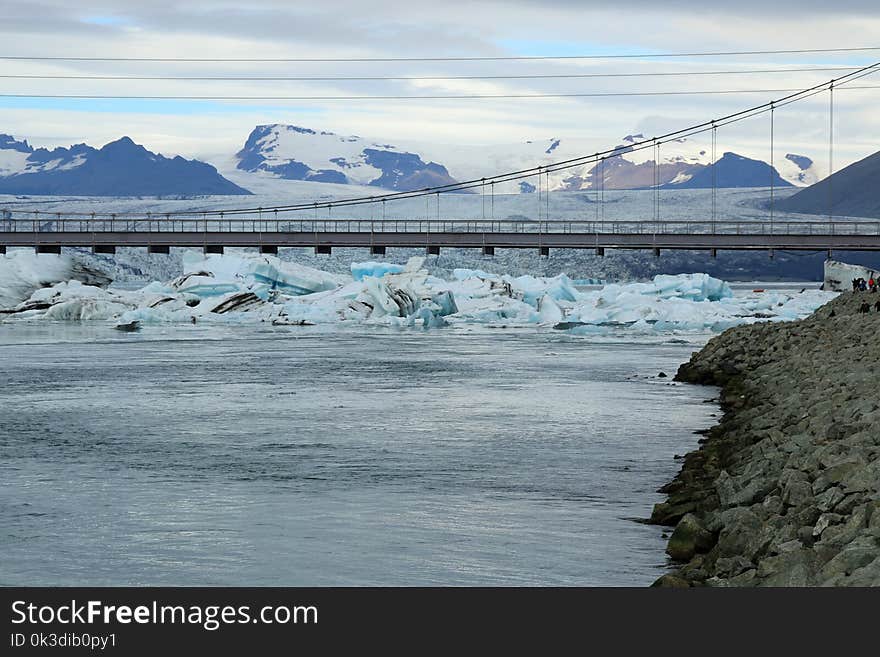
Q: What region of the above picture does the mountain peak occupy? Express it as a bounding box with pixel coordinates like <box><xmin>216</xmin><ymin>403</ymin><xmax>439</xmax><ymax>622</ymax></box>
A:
<box><xmin>0</xmin><ymin>133</ymin><xmax>251</xmax><ymax>196</ymax></box>
<box><xmin>235</xmin><ymin>123</ymin><xmax>459</xmax><ymax>191</ymax></box>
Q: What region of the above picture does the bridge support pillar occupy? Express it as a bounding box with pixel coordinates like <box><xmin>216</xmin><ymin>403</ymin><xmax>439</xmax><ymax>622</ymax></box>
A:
<box><xmin>653</xmin><ymin>247</ymin><xmax>661</xmax><ymax>258</ymax></box>
<box><xmin>482</xmin><ymin>246</ymin><xmax>495</xmax><ymax>256</ymax></box>
<box><xmin>260</xmin><ymin>245</ymin><xmax>278</xmax><ymax>255</ymax></box>
<box><xmin>426</xmin><ymin>245</ymin><xmax>440</xmax><ymax>256</ymax></box>
<box><xmin>768</xmin><ymin>249</ymin><xmax>774</xmax><ymax>259</ymax></box>
<box><xmin>93</xmin><ymin>245</ymin><xmax>116</xmax><ymax>255</ymax></box>
<box><xmin>0</xmin><ymin>245</ymin><xmax>6</xmax><ymax>255</ymax></box>
<box><xmin>595</xmin><ymin>247</ymin><xmax>604</xmax><ymax>257</ymax></box>
<box><xmin>315</xmin><ymin>245</ymin><xmax>332</xmax><ymax>255</ymax></box>
<box><xmin>539</xmin><ymin>246</ymin><xmax>550</xmax><ymax>257</ymax></box>
<box><xmin>370</xmin><ymin>245</ymin><xmax>386</xmax><ymax>256</ymax></box>
<box><xmin>148</xmin><ymin>245</ymin><xmax>170</xmax><ymax>255</ymax></box>
<box><xmin>828</xmin><ymin>249</ymin><xmax>833</xmax><ymax>259</ymax></box>
<box><xmin>204</xmin><ymin>245</ymin><xmax>224</xmax><ymax>255</ymax></box>
<box><xmin>710</xmin><ymin>248</ymin><xmax>717</xmax><ymax>258</ymax></box>
<box><xmin>35</xmin><ymin>245</ymin><xmax>61</xmax><ymax>254</ymax></box>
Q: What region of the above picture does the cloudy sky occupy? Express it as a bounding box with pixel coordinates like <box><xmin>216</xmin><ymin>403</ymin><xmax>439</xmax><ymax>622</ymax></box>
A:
<box><xmin>0</xmin><ymin>0</ymin><xmax>878</xmax><ymax>169</ymax></box>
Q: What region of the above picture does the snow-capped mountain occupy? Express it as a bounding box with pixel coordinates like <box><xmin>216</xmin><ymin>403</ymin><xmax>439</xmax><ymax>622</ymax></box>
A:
<box><xmin>231</xmin><ymin>126</ymin><xmax>815</xmax><ymax>195</ymax></box>
<box><xmin>0</xmin><ymin>134</ymin><xmax>250</xmax><ymax>196</ymax></box>
<box><xmin>776</xmin><ymin>148</ymin><xmax>880</xmax><ymax>219</ymax></box>
<box><xmin>235</xmin><ymin>124</ymin><xmax>460</xmax><ymax>192</ymax></box>
<box><xmin>551</xmin><ymin>135</ymin><xmax>810</xmax><ymax>192</ymax></box>
<box><xmin>780</xmin><ymin>153</ymin><xmax>820</xmax><ymax>186</ymax></box>
<box><xmin>662</xmin><ymin>152</ymin><xmax>792</xmax><ymax>189</ymax></box>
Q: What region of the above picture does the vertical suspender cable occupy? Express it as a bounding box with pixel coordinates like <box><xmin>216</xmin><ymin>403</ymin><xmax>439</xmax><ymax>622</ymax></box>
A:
<box><xmin>770</xmin><ymin>102</ymin><xmax>775</xmax><ymax>234</ymax></box>
<box><xmin>545</xmin><ymin>169</ymin><xmax>550</xmax><ymax>224</ymax></box>
<box><xmin>711</xmin><ymin>122</ymin><xmax>717</xmax><ymax>234</ymax></box>
<box><xmin>537</xmin><ymin>166</ymin><xmax>542</xmax><ymax>223</ymax></box>
<box><xmin>490</xmin><ymin>182</ymin><xmax>495</xmax><ymax>223</ymax></box>
<box><xmin>829</xmin><ymin>80</ymin><xmax>835</xmax><ymax>224</ymax></box>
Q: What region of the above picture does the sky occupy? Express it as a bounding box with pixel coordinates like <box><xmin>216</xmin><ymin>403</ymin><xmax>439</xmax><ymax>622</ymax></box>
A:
<box><xmin>0</xmin><ymin>0</ymin><xmax>878</xmax><ymax>170</ymax></box>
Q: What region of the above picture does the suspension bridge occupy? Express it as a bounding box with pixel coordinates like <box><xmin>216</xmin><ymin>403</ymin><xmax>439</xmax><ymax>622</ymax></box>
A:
<box><xmin>2</xmin><ymin>61</ymin><xmax>879</xmax><ymax>258</ymax></box>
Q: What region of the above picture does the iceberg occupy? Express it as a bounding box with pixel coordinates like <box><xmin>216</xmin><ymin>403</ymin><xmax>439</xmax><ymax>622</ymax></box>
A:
<box><xmin>0</xmin><ymin>249</ymin><xmax>836</xmax><ymax>333</ymax></box>
<box><xmin>0</xmin><ymin>251</ymin><xmax>112</xmax><ymax>310</ymax></box>
<box><xmin>351</xmin><ymin>261</ymin><xmax>405</xmax><ymax>281</ymax></box>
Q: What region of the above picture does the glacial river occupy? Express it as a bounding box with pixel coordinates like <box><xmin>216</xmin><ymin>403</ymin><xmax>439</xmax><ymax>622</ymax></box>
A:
<box><xmin>0</xmin><ymin>323</ymin><xmax>716</xmax><ymax>586</ymax></box>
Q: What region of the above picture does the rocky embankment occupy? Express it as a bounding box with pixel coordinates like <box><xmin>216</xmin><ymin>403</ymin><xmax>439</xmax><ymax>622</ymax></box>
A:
<box><xmin>651</xmin><ymin>291</ymin><xmax>880</xmax><ymax>586</ymax></box>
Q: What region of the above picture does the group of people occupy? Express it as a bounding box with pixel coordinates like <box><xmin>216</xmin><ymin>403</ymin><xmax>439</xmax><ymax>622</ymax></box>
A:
<box><xmin>852</xmin><ymin>277</ymin><xmax>879</xmax><ymax>292</ymax></box>
<box><xmin>849</xmin><ymin>277</ymin><xmax>880</xmax><ymax>314</ymax></box>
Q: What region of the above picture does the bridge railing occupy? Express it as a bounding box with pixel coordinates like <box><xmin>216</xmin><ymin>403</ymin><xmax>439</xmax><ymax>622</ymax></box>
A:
<box><xmin>2</xmin><ymin>216</ymin><xmax>880</xmax><ymax>236</ymax></box>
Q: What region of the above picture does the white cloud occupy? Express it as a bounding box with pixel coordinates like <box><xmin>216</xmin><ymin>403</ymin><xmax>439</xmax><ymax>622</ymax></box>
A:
<box><xmin>0</xmin><ymin>1</ymin><xmax>877</xmax><ymax>172</ymax></box>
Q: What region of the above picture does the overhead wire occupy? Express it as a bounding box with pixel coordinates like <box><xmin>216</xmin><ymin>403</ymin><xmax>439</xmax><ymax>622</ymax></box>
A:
<box><xmin>6</xmin><ymin>61</ymin><xmax>880</xmax><ymax>219</ymax></box>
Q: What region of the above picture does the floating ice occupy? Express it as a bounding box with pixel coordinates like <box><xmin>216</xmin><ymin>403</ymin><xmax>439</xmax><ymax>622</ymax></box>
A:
<box><xmin>182</xmin><ymin>251</ymin><xmax>346</xmax><ymax>297</ymax></box>
<box><xmin>0</xmin><ymin>251</ymin><xmax>111</xmax><ymax>309</ymax></box>
<box><xmin>0</xmin><ymin>250</ymin><xmax>836</xmax><ymax>333</ymax></box>
<box><xmin>351</xmin><ymin>261</ymin><xmax>405</xmax><ymax>281</ymax></box>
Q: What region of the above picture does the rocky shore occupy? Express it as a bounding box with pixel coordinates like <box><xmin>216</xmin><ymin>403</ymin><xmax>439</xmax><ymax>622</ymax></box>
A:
<box><xmin>651</xmin><ymin>291</ymin><xmax>880</xmax><ymax>586</ymax></box>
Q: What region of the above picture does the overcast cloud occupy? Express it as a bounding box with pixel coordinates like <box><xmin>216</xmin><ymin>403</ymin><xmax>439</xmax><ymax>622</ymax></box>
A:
<box><xmin>0</xmin><ymin>1</ymin><xmax>877</xmax><ymax>170</ymax></box>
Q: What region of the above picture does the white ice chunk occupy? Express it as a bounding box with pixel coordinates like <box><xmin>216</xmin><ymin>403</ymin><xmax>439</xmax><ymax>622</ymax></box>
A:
<box><xmin>351</xmin><ymin>261</ymin><xmax>405</xmax><ymax>281</ymax></box>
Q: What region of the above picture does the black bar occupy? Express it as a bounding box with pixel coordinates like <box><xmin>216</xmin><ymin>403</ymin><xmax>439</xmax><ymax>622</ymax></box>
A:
<box><xmin>2</xmin><ymin>587</ymin><xmax>878</xmax><ymax>653</ymax></box>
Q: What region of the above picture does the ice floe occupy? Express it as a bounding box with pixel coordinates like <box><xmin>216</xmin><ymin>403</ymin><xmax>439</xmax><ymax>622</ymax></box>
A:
<box><xmin>0</xmin><ymin>250</ymin><xmax>837</xmax><ymax>333</ymax></box>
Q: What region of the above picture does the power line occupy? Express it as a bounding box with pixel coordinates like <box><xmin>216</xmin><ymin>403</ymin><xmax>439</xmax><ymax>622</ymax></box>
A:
<box><xmin>7</xmin><ymin>62</ymin><xmax>880</xmax><ymax>218</ymax></box>
<box><xmin>0</xmin><ymin>46</ymin><xmax>878</xmax><ymax>63</ymax></box>
<box><xmin>1</xmin><ymin>85</ymin><xmax>877</xmax><ymax>100</ymax></box>
<box><xmin>0</xmin><ymin>66</ymin><xmax>859</xmax><ymax>82</ymax></box>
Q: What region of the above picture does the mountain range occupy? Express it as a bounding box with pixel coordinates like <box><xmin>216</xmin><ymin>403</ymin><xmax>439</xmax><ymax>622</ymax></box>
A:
<box><xmin>0</xmin><ymin>134</ymin><xmax>250</xmax><ymax>196</ymax></box>
<box><xmin>235</xmin><ymin>124</ymin><xmax>461</xmax><ymax>192</ymax></box>
<box><xmin>0</xmin><ymin>125</ymin><xmax>828</xmax><ymax>197</ymax></box>
<box><xmin>776</xmin><ymin>149</ymin><xmax>880</xmax><ymax>219</ymax></box>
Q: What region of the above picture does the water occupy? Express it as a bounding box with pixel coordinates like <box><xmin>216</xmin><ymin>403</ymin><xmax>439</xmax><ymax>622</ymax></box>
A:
<box><xmin>0</xmin><ymin>323</ymin><xmax>716</xmax><ymax>586</ymax></box>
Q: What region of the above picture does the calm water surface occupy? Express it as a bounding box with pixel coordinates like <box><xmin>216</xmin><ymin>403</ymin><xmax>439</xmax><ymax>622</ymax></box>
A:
<box><xmin>0</xmin><ymin>323</ymin><xmax>715</xmax><ymax>585</ymax></box>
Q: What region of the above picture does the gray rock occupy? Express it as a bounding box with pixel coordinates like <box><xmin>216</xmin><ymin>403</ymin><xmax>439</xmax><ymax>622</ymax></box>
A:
<box><xmin>813</xmin><ymin>513</ymin><xmax>845</xmax><ymax>538</ymax></box>
<box><xmin>666</xmin><ymin>513</ymin><xmax>715</xmax><ymax>561</ymax></box>
<box><xmin>717</xmin><ymin>509</ymin><xmax>763</xmax><ymax>559</ymax></box>
<box><xmin>757</xmin><ymin>549</ymin><xmax>817</xmax><ymax>586</ymax></box>
<box><xmin>715</xmin><ymin>556</ymin><xmax>754</xmax><ymax>578</ymax></box>
<box><xmin>815</xmin><ymin>486</ymin><xmax>845</xmax><ymax>513</ymax></box>
<box><xmin>818</xmin><ymin>538</ymin><xmax>880</xmax><ymax>581</ymax></box>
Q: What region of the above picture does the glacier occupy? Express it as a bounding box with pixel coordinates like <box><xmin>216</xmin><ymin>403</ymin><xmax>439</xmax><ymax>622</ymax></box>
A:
<box><xmin>0</xmin><ymin>250</ymin><xmax>836</xmax><ymax>334</ymax></box>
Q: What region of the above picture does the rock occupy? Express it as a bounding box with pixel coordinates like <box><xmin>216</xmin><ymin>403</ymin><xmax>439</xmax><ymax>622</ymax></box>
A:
<box><xmin>715</xmin><ymin>556</ymin><xmax>754</xmax><ymax>578</ymax></box>
<box><xmin>653</xmin><ymin>291</ymin><xmax>880</xmax><ymax>587</ymax></box>
<box><xmin>717</xmin><ymin>473</ymin><xmax>775</xmax><ymax>508</ymax></box>
<box><xmin>717</xmin><ymin>509</ymin><xmax>763</xmax><ymax>559</ymax></box>
<box><xmin>650</xmin><ymin>573</ymin><xmax>690</xmax><ymax>588</ymax></box>
<box><xmin>814</xmin><ymin>486</ymin><xmax>845</xmax><ymax>513</ymax></box>
<box><xmin>775</xmin><ymin>539</ymin><xmax>803</xmax><ymax>554</ymax></box>
<box><xmin>651</xmin><ymin>499</ymin><xmax>699</xmax><ymax>526</ymax></box>
<box><xmin>813</xmin><ymin>513</ymin><xmax>844</xmax><ymax>538</ymax></box>
<box><xmin>818</xmin><ymin>538</ymin><xmax>880</xmax><ymax>582</ymax></box>
<box><xmin>826</xmin><ymin>556</ymin><xmax>880</xmax><ymax>586</ymax></box>
<box><xmin>782</xmin><ymin>475</ymin><xmax>813</xmax><ymax>508</ymax></box>
<box><xmin>756</xmin><ymin>549</ymin><xmax>817</xmax><ymax>586</ymax></box>
<box><xmin>812</xmin><ymin>461</ymin><xmax>861</xmax><ymax>494</ymax></box>
<box><xmin>666</xmin><ymin>513</ymin><xmax>715</xmax><ymax>561</ymax></box>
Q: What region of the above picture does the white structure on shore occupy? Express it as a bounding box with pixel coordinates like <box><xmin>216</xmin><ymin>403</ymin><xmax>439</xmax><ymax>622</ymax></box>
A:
<box><xmin>824</xmin><ymin>260</ymin><xmax>880</xmax><ymax>292</ymax></box>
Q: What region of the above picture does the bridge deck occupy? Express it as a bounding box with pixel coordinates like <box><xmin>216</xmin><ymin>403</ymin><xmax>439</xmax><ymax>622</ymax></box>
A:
<box><xmin>2</xmin><ymin>219</ymin><xmax>880</xmax><ymax>251</ymax></box>
<box><xmin>2</xmin><ymin>231</ymin><xmax>880</xmax><ymax>251</ymax></box>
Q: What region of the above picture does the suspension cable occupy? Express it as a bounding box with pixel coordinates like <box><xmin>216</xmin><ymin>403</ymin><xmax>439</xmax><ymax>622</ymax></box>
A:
<box><xmin>6</xmin><ymin>63</ymin><xmax>879</xmax><ymax>220</ymax></box>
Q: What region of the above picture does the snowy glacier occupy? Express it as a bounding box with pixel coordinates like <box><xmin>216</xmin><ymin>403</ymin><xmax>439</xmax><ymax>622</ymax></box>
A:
<box><xmin>0</xmin><ymin>250</ymin><xmax>836</xmax><ymax>334</ymax></box>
